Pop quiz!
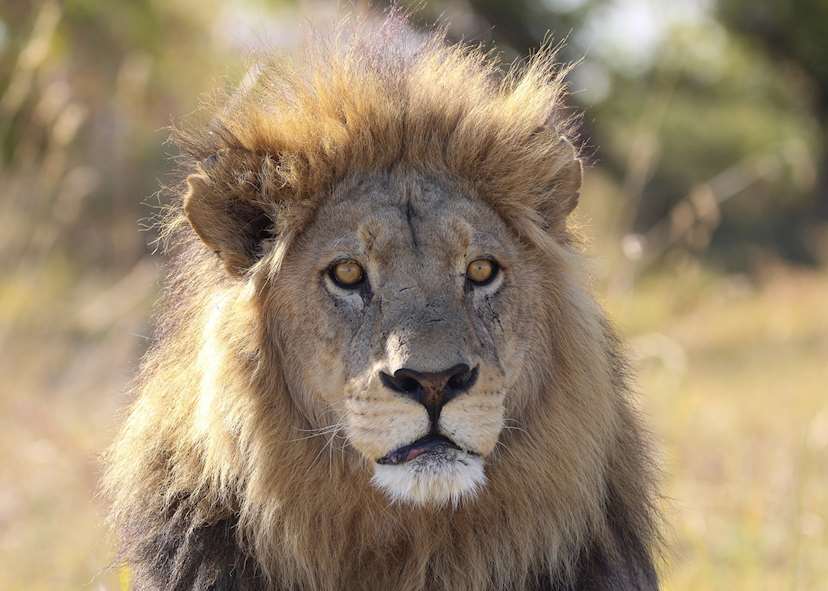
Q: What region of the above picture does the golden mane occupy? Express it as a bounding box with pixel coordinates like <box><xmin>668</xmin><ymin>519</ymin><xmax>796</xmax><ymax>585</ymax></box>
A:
<box><xmin>104</xmin><ymin>11</ymin><xmax>659</xmax><ymax>591</ymax></box>
<box><xmin>168</xmin><ymin>13</ymin><xmax>580</xmax><ymax>267</ymax></box>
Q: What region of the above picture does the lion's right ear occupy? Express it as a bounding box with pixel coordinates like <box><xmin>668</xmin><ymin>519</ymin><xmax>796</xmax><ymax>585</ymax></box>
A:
<box><xmin>539</xmin><ymin>136</ymin><xmax>582</xmax><ymax>233</ymax></box>
<box><xmin>183</xmin><ymin>173</ymin><xmax>273</xmax><ymax>277</ymax></box>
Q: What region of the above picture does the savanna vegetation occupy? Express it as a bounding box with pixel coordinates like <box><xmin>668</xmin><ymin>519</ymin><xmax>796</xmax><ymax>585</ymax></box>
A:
<box><xmin>1</xmin><ymin>1</ymin><xmax>826</xmax><ymax>589</ymax></box>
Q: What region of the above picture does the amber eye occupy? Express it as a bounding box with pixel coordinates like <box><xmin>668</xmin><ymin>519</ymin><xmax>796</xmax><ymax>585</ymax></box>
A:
<box><xmin>466</xmin><ymin>258</ymin><xmax>499</xmax><ymax>286</ymax></box>
<box><xmin>329</xmin><ymin>260</ymin><xmax>365</xmax><ymax>289</ymax></box>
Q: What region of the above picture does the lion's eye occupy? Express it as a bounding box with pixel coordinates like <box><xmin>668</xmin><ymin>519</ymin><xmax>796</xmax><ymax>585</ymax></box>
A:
<box><xmin>466</xmin><ymin>258</ymin><xmax>499</xmax><ymax>286</ymax></box>
<box><xmin>329</xmin><ymin>260</ymin><xmax>365</xmax><ymax>289</ymax></box>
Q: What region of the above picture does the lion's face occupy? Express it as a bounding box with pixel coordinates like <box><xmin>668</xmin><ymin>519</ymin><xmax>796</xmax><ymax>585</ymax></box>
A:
<box><xmin>272</xmin><ymin>171</ymin><xmax>540</xmax><ymax>506</ymax></box>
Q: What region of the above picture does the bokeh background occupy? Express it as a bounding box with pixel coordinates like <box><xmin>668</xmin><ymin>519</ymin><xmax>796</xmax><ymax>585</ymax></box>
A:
<box><xmin>2</xmin><ymin>0</ymin><xmax>827</xmax><ymax>589</ymax></box>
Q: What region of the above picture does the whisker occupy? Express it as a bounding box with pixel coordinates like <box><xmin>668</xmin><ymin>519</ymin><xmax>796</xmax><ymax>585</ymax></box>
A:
<box><xmin>495</xmin><ymin>439</ymin><xmax>520</xmax><ymax>462</ymax></box>
<box><xmin>305</xmin><ymin>426</ymin><xmax>339</xmax><ymax>477</ymax></box>
<box><xmin>502</xmin><ymin>424</ymin><xmax>530</xmax><ymax>437</ymax></box>
<box><xmin>293</xmin><ymin>427</ymin><xmax>336</xmax><ymax>434</ymax></box>
<box><xmin>502</xmin><ymin>418</ymin><xmax>530</xmax><ymax>437</ymax></box>
<box><xmin>289</xmin><ymin>424</ymin><xmax>345</xmax><ymax>442</ymax></box>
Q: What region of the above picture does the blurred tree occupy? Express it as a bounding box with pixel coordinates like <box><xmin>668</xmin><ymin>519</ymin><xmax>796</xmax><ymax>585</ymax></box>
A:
<box><xmin>4</xmin><ymin>0</ymin><xmax>827</xmax><ymax>272</ymax></box>
<box><xmin>718</xmin><ymin>0</ymin><xmax>828</xmax><ymax>214</ymax></box>
<box><xmin>0</xmin><ymin>0</ymin><xmax>229</xmax><ymax>269</ymax></box>
<box><xmin>590</xmin><ymin>20</ymin><xmax>821</xmax><ymax>268</ymax></box>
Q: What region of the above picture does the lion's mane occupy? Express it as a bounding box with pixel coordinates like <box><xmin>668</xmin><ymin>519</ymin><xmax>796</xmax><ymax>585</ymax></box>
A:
<box><xmin>104</xmin><ymin>11</ymin><xmax>659</xmax><ymax>591</ymax></box>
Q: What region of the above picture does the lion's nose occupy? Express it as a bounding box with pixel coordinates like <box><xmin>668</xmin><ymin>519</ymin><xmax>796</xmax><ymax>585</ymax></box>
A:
<box><xmin>380</xmin><ymin>363</ymin><xmax>478</xmax><ymax>423</ymax></box>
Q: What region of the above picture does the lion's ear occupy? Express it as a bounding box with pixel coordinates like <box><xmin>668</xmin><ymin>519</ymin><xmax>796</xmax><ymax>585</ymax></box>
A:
<box><xmin>183</xmin><ymin>173</ymin><xmax>273</xmax><ymax>277</ymax></box>
<box><xmin>540</xmin><ymin>136</ymin><xmax>582</xmax><ymax>232</ymax></box>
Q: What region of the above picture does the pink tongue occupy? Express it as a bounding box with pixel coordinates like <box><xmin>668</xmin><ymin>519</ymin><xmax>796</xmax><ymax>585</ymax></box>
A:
<box><xmin>405</xmin><ymin>447</ymin><xmax>430</xmax><ymax>462</ymax></box>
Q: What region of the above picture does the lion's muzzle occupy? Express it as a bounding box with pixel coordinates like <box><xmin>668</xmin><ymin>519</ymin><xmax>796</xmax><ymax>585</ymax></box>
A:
<box><xmin>367</xmin><ymin>362</ymin><xmax>490</xmax><ymax>505</ymax></box>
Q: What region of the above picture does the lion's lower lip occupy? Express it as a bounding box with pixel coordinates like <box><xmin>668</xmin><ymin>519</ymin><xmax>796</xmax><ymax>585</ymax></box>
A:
<box><xmin>376</xmin><ymin>434</ymin><xmax>465</xmax><ymax>465</ymax></box>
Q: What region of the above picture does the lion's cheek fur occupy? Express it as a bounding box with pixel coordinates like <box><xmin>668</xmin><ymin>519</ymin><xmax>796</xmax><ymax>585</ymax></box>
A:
<box><xmin>439</xmin><ymin>394</ymin><xmax>505</xmax><ymax>457</ymax></box>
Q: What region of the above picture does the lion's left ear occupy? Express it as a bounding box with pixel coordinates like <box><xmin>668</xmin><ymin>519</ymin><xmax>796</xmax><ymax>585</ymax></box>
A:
<box><xmin>183</xmin><ymin>173</ymin><xmax>273</xmax><ymax>277</ymax></box>
<box><xmin>540</xmin><ymin>136</ymin><xmax>582</xmax><ymax>232</ymax></box>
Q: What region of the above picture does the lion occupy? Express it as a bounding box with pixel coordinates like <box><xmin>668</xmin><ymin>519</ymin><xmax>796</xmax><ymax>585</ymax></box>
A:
<box><xmin>104</xmin><ymin>12</ymin><xmax>660</xmax><ymax>591</ymax></box>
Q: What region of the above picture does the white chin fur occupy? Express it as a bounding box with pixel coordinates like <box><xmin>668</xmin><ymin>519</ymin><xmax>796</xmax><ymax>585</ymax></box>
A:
<box><xmin>371</xmin><ymin>451</ymin><xmax>486</xmax><ymax>507</ymax></box>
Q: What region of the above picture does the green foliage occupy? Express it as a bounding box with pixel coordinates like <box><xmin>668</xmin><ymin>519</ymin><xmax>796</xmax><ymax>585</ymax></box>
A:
<box><xmin>593</xmin><ymin>21</ymin><xmax>821</xmax><ymax>263</ymax></box>
<box><xmin>0</xmin><ymin>0</ymin><xmax>228</xmax><ymax>269</ymax></box>
<box><xmin>719</xmin><ymin>0</ymin><xmax>828</xmax><ymax>104</ymax></box>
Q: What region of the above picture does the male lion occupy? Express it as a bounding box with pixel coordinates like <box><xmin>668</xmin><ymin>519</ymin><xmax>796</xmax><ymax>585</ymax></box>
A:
<box><xmin>105</xmin><ymin>12</ymin><xmax>660</xmax><ymax>591</ymax></box>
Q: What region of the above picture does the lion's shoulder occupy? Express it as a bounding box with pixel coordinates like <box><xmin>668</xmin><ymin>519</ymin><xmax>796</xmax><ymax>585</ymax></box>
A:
<box><xmin>125</xmin><ymin>501</ymin><xmax>264</xmax><ymax>591</ymax></box>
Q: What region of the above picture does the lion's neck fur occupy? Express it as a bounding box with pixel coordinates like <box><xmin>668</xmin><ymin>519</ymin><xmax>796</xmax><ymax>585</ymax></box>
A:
<box><xmin>104</xmin><ymin>245</ymin><xmax>658</xmax><ymax>591</ymax></box>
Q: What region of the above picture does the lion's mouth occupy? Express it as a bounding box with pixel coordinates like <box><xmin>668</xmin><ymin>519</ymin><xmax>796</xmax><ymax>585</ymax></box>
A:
<box><xmin>376</xmin><ymin>434</ymin><xmax>473</xmax><ymax>465</ymax></box>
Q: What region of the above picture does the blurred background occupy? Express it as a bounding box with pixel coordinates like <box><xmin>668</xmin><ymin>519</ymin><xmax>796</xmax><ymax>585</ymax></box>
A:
<box><xmin>1</xmin><ymin>0</ymin><xmax>826</xmax><ymax>589</ymax></box>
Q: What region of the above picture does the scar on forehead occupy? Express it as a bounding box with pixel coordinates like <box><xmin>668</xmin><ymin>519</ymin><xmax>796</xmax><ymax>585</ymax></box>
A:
<box><xmin>354</xmin><ymin>198</ymin><xmax>477</xmax><ymax>263</ymax></box>
<box><xmin>404</xmin><ymin>197</ymin><xmax>419</xmax><ymax>250</ymax></box>
<box><xmin>355</xmin><ymin>199</ymin><xmax>417</xmax><ymax>256</ymax></box>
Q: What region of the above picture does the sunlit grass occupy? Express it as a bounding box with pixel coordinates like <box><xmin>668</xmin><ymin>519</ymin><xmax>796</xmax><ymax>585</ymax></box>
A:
<box><xmin>606</xmin><ymin>265</ymin><xmax>828</xmax><ymax>590</ymax></box>
<box><xmin>0</xmin><ymin>262</ymin><xmax>155</xmax><ymax>591</ymax></box>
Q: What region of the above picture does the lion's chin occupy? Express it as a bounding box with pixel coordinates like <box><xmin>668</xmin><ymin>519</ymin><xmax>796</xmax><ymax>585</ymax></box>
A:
<box><xmin>371</xmin><ymin>449</ymin><xmax>486</xmax><ymax>508</ymax></box>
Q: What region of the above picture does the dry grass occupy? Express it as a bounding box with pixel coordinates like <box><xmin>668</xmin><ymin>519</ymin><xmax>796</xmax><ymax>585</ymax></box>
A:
<box><xmin>2</xmin><ymin>255</ymin><xmax>826</xmax><ymax>589</ymax></box>
<box><xmin>607</xmin><ymin>264</ymin><xmax>828</xmax><ymax>590</ymax></box>
<box><xmin>0</xmin><ymin>261</ymin><xmax>157</xmax><ymax>591</ymax></box>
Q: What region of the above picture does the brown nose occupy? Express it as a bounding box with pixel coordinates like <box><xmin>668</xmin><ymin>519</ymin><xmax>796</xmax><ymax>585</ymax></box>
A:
<box><xmin>380</xmin><ymin>363</ymin><xmax>478</xmax><ymax>423</ymax></box>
